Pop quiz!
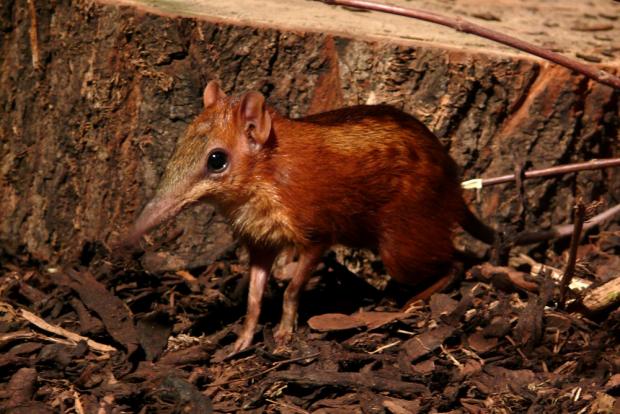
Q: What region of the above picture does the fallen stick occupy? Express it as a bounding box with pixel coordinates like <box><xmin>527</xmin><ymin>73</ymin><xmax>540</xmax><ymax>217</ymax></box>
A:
<box><xmin>73</xmin><ymin>389</ymin><xmax>86</xmax><ymax>414</ymax></box>
<box><xmin>514</xmin><ymin>254</ymin><xmax>591</xmax><ymax>292</ymax></box>
<box><xmin>207</xmin><ymin>352</ymin><xmax>320</xmax><ymax>387</ymax></box>
<box><xmin>513</xmin><ymin>204</ymin><xmax>620</xmax><ymax>246</ymax></box>
<box><xmin>581</xmin><ymin>277</ymin><xmax>620</xmax><ymax>313</ymax></box>
<box><xmin>319</xmin><ymin>0</ymin><xmax>620</xmax><ymax>89</ymax></box>
<box><xmin>559</xmin><ymin>202</ymin><xmax>586</xmax><ymax>308</ymax></box>
<box><xmin>270</xmin><ymin>368</ymin><xmax>429</xmax><ymax>398</ymax></box>
<box><xmin>509</xmin><ymin>254</ymin><xmax>619</xmax><ymax>313</ymax></box>
<box><xmin>0</xmin><ymin>329</ymin><xmax>86</xmax><ymax>349</ymax></box>
<box><xmin>18</xmin><ymin>308</ymin><xmax>117</xmax><ymax>354</ymax></box>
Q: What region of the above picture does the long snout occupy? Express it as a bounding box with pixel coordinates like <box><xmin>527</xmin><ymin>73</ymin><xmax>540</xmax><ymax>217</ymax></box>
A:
<box><xmin>121</xmin><ymin>194</ymin><xmax>185</xmax><ymax>247</ymax></box>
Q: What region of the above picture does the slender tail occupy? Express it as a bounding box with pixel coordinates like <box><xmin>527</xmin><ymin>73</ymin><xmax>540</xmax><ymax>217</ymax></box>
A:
<box><xmin>460</xmin><ymin>205</ymin><xmax>497</xmax><ymax>245</ymax></box>
<box><xmin>461</xmin><ymin>202</ymin><xmax>620</xmax><ymax>247</ymax></box>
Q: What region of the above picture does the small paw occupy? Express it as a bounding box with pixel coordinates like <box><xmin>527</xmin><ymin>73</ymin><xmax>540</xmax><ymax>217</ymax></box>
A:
<box><xmin>229</xmin><ymin>333</ymin><xmax>253</xmax><ymax>356</ymax></box>
<box><xmin>274</xmin><ymin>324</ymin><xmax>294</xmax><ymax>346</ymax></box>
<box><xmin>272</xmin><ymin>326</ymin><xmax>295</xmax><ymax>355</ymax></box>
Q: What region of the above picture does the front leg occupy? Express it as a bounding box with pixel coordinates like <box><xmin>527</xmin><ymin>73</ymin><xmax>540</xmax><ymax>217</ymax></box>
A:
<box><xmin>275</xmin><ymin>244</ymin><xmax>325</xmax><ymax>345</ymax></box>
<box><xmin>232</xmin><ymin>246</ymin><xmax>278</xmax><ymax>353</ymax></box>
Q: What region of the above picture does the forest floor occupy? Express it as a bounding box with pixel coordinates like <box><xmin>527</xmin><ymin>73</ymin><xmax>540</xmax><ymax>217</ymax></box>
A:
<box><xmin>2</xmin><ymin>0</ymin><xmax>620</xmax><ymax>412</ymax></box>
<box><xmin>1</xmin><ymin>227</ymin><xmax>619</xmax><ymax>413</ymax></box>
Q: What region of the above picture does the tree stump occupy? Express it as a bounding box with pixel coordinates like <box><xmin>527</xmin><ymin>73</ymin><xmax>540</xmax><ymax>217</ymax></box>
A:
<box><xmin>1</xmin><ymin>0</ymin><xmax>618</xmax><ymax>267</ymax></box>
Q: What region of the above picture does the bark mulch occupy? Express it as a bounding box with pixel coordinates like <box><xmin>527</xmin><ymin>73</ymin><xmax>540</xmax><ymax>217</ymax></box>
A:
<box><xmin>1</xmin><ymin>230</ymin><xmax>619</xmax><ymax>413</ymax></box>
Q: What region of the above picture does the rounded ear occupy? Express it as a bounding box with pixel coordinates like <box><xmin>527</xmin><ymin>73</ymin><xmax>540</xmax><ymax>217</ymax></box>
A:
<box><xmin>240</xmin><ymin>91</ymin><xmax>272</xmax><ymax>147</ymax></box>
<box><xmin>203</xmin><ymin>81</ymin><xmax>227</xmax><ymax>108</ymax></box>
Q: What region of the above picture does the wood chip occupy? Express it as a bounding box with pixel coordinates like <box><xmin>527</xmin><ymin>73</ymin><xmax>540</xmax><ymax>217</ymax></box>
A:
<box><xmin>402</xmin><ymin>325</ymin><xmax>455</xmax><ymax>361</ymax></box>
<box><xmin>308</xmin><ymin>311</ymin><xmax>407</xmax><ymax>332</ymax></box>
<box><xmin>18</xmin><ymin>308</ymin><xmax>116</xmax><ymax>354</ymax></box>
<box><xmin>581</xmin><ymin>277</ymin><xmax>620</xmax><ymax>312</ymax></box>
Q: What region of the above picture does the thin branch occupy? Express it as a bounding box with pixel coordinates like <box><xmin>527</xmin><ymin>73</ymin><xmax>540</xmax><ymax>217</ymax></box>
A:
<box><xmin>462</xmin><ymin>158</ymin><xmax>620</xmax><ymax>189</ymax></box>
<box><xmin>559</xmin><ymin>202</ymin><xmax>585</xmax><ymax>308</ymax></box>
<box><xmin>516</xmin><ymin>254</ymin><xmax>591</xmax><ymax>293</ymax></box>
<box><xmin>513</xmin><ymin>203</ymin><xmax>620</xmax><ymax>246</ymax></box>
<box><xmin>514</xmin><ymin>162</ymin><xmax>528</xmax><ymax>232</ymax></box>
<box><xmin>18</xmin><ymin>308</ymin><xmax>117</xmax><ymax>354</ymax></box>
<box><xmin>319</xmin><ymin>0</ymin><xmax>620</xmax><ymax>89</ymax></box>
<box><xmin>207</xmin><ymin>352</ymin><xmax>321</xmax><ymax>387</ymax></box>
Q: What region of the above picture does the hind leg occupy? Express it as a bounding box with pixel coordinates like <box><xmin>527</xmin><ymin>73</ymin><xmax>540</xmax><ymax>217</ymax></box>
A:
<box><xmin>379</xmin><ymin>223</ymin><xmax>455</xmax><ymax>299</ymax></box>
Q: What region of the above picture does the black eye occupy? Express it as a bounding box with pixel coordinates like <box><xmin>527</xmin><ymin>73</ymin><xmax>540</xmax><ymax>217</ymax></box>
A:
<box><xmin>207</xmin><ymin>149</ymin><xmax>228</xmax><ymax>173</ymax></box>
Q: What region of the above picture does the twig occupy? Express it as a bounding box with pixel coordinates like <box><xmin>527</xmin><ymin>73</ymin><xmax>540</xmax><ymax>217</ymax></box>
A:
<box><xmin>514</xmin><ymin>162</ymin><xmax>528</xmax><ymax>232</ymax></box>
<box><xmin>0</xmin><ymin>329</ymin><xmax>89</xmax><ymax>349</ymax></box>
<box><xmin>369</xmin><ymin>340</ymin><xmax>401</xmax><ymax>354</ymax></box>
<box><xmin>26</xmin><ymin>0</ymin><xmax>40</xmax><ymax>70</ymax></box>
<box><xmin>265</xmin><ymin>399</ymin><xmax>310</xmax><ymax>414</ymax></box>
<box><xmin>559</xmin><ymin>202</ymin><xmax>586</xmax><ymax>308</ymax></box>
<box><xmin>440</xmin><ymin>344</ymin><xmax>462</xmax><ymax>367</ymax></box>
<box><xmin>207</xmin><ymin>352</ymin><xmax>320</xmax><ymax>387</ymax></box>
<box><xmin>504</xmin><ymin>335</ymin><xmax>529</xmax><ymax>362</ymax></box>
<box><xmin>18</xmin><ymin>308</ymin><xmax>117</xmax><ymax>354</ymax></box>
<box><xmin>462</xmin><ymin>158</ymin><xmax>620</xmax><ymax>189</ymax></box>
<box><xmin>319</xmin><ymin>0</ymin><xmax>620</xmax><ymax>89</ymax></box>
<box><xmin>513</xmin><ymin>254</ymin><xmax>591</xmax><ymax>292</ymax></box>
<box><xmin>513</xmin><ymin>203</ymin><xmax>620</xmax><ymax>246</ymax></box>
<box><xmin>271</xmin><ymin>368</ymin><xmax>428</xmax><ymax>398</ymax></box>
<box><xmin>73</xmin><ymin>389</ymin><xmax>86</xmax><ymax>414</ymax></box>
<box><xmin>175</xmin><ymin>270</ymin><xmax>199</xmax><ymax>284</ymax></box>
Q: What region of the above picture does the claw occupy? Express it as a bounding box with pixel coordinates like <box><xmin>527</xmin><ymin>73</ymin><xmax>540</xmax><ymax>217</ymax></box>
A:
<box><xmin>231</xmin><ymin>331</ymin><xmax>254</xmax><ymax>355</ymax></box>
<box><xmin>274</xmin><ymin>324</ymin><xmax>294</xmax><ymax>346</ymax></box>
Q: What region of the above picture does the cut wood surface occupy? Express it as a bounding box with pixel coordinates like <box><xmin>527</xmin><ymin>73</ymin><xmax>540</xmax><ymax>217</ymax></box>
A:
<box><xmin>0</xmin><ymin>0</ymin><xmax>618</xmax><ymax>266</ymax></box>
<box><xmin>108</xmin><ymin>0</ymin><xmax>620</xmax><ymax>65</ymax></box>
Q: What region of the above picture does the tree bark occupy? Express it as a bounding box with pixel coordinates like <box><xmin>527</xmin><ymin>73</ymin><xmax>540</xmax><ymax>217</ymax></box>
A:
<box><xmin>1</xmin><ymin>0</ymin><xmax>618</xmax><ymax>267</ymax></box>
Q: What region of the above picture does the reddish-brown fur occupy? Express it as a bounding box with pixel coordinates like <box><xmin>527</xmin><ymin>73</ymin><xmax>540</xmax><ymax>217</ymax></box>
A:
<box><xmin>272</xmin><ymin>107</ymin><xmax>464</xmax><ymax>276</ymax></box>
<box><xmin>125</xmin><ymin>81</ymin><xmax>494</xmax><ymax>353</ymax></box>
